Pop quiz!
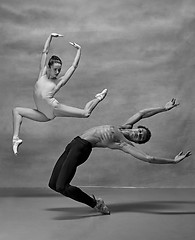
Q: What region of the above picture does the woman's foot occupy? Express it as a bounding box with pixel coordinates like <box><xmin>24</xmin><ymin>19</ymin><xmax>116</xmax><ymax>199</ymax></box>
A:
<box><xmin>12</xmin><ymin>138</ymin><xmax>23</xmax><ymax>155</ymax></box>
<box><xmin>95</xmin><ymin>89</ymin><xmax>108</xmax><ymax>101</ymax></box>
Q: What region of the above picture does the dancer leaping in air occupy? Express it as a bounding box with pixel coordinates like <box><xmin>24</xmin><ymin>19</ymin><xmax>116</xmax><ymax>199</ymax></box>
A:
<box><xmin>12</xmin><ymin>33</ymin><xmax>107</xmax><ymax>155</ymax></box>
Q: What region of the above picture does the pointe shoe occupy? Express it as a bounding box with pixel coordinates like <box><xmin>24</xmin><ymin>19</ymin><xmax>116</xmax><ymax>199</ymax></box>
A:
<box><xmin>12</xmin><ymin>138</ymin><xmax>23</xmax><ymax>155</ymax></box>
<box><xmin>95</xmin><ymin>89</ymin><xmax>108</xmax><ymax>101</ymax></box>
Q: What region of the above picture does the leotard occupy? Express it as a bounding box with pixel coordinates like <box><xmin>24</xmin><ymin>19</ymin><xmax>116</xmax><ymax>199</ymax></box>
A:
<box><xmin>33</xmin><ymin>77</ymin><xmax>59</xmax><ymax>119</ymax></box>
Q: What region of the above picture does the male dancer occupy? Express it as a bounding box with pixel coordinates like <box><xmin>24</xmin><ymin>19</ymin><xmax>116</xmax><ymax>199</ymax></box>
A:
<box><xmin>49</xmin><ymin>98</ymin><xmax>191</xmax><ymax>215</ymax></box>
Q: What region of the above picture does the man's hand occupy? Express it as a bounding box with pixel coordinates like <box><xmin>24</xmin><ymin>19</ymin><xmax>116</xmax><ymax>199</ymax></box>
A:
<box><xmin>69</xmin><ymin>42</ymin><xmax>81</xmax><ymax>50</ymax></box>
<box><xmin>174</xmin><ymin>151</ymin><xmax>192</xmax><ymax>163</ymax></box>
<box><xmin>164</xmin><ymin>98</ymin><xmax>180</xmax><ymax>111</ymax></box>
<box><xmin>51</xmin><ymin>33</ymin><xmax>63</xmax><ymax>37</ymax></box>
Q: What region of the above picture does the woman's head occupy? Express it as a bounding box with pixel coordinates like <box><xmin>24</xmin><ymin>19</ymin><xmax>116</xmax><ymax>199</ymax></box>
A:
<box><xmin>47</xmin><ymin>55</ymin><xmax>62</xmax><ymax>78</ymax></box>
<box><xmin>48</xmin><ymin>55</ymin><xmax>62</xmax><ymax>68</ymax></box>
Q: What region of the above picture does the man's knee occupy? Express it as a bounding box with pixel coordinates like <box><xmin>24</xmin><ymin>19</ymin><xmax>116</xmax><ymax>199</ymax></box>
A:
<box><xmin>49</xmin><ymin>179</ymin><xmax>70</xmax><ymax>195</ymax></box>
<box><xmin>48</xmin><ymin>181</ymin><xmax>57</xmax><ymax>192</ymax></box>
<box><xmin>55</xmin><ymin>184</ymin><xmax>72</xmax><ymax>196</ymax></box>
<box><xmin>48</xmin><ymin>182</ymin><xmax>67</xmax><ymax>195</ymax></box>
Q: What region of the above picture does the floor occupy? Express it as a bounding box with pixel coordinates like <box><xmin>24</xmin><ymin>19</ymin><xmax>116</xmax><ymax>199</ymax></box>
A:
<box><xmin>0</xmin><ymin>187</ymin><xmax>195</xmax><ymax>240</ymax></box>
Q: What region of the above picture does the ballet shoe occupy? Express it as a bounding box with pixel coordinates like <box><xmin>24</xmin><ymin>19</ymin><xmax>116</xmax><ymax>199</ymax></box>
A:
<box><xmin>95</xmin><ymin>89</ymin><xmax>108</xmax><ymax>101</ymax></box>
<box><xmin>12</xmin><ymin>138</ymin><xmax>23</xmax><ymax>155</ymax></box>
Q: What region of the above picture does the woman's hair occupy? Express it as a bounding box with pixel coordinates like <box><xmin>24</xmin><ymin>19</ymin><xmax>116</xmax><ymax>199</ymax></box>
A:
<box><xmin>137</xmin><ymin>125</ymin><xmax>151</xmax><ymax>144</ymax></box>
<box><xmin>48</xmin><ymin>55</ymin><xmax>62</xmax><ymax>68</ymax></box>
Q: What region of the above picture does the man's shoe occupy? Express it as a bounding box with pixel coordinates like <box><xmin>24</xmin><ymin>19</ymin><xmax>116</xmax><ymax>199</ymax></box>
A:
<box><xmin>93</xmin><ymin>195</ymin><xmax>110</xmax><ymax>215</ymax></box>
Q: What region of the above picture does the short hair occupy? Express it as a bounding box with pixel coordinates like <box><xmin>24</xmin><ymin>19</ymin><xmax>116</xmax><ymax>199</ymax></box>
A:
<box><xmin>48</xmin><ymin>55</ymin><xmax>62</xmax><ymax>68</ymax></box>
<box><xmin>137</xmin><ymin>125</ymin><xmax>151</xmax><ymax>144</ymax></box>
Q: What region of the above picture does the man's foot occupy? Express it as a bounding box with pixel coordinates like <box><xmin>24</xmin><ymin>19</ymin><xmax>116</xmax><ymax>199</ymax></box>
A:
<box><xmin>93</xmin><ymin>195</ymin><xmax>110</xmax><ymax>215</ymax></box>
<box><xmin>95</xmin><ymin>89</ymin><xmax>108</xmax><ymax>101</ymax></box>
<box><xmin>12</xmin><ymin>138</ymin><xmax>23</xmax><ymax>155</ymax></box>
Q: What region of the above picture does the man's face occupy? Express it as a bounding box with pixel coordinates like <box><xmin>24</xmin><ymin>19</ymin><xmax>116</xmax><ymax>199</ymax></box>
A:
<box><xmin>50</xmin><ymin>63</ymin><xmax>62</xmax><ymax>79</ymax></box>
<box><xmin>130</xmin><ymin>128</ymin><xmax>148</xmax><ymax>143</ymax></box>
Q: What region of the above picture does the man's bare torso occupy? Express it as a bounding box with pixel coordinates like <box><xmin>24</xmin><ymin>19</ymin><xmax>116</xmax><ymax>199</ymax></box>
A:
<box><xmin>80</xmin><ymin>125</ymin><xmax>123</xmax><ymax>148</ymax></box>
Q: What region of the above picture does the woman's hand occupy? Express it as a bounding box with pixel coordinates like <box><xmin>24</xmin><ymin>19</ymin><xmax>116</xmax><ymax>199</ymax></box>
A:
<box><xmin>69</xmin><ymin>42</ymin><xmax>81</xmax><ymax>49</ymax></box>
<box><xmin>51</xmin><ymin>33</ymin><xmax>64</xmax><ymax>37</ymax></box>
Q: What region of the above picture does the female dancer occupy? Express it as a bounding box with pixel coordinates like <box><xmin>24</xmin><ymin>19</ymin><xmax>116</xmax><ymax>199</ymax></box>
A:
<box><xmin>12</xmin><ymin>33</ymin><xmax>107</xmax><ymax>155</ymax></box>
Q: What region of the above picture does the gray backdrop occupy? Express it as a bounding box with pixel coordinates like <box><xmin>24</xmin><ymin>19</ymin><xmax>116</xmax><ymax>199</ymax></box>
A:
<box><xmin>0</xmin><ymin>0</ymin><xmax>194</xmax><ymax>187</ymax></box>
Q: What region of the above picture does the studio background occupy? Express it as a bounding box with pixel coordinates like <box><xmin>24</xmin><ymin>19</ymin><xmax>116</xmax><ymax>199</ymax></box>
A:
<box><xmin>0</xmin><ymin>0</ymin><xmax>194</xmax><ymax>188</ymax></box>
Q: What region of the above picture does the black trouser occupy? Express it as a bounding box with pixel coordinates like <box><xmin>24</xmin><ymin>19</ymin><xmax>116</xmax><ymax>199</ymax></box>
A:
<box><xmin>48</xmin><ymin>136</ymin><xmax>96</xmax><ymax>208</ymax></box>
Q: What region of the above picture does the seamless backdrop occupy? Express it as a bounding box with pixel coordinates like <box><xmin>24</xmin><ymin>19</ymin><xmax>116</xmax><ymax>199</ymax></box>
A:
<box><xmin>0</xmin><ymin>0</ymin><xmax>195</xmax><ymax>187</ymax></box>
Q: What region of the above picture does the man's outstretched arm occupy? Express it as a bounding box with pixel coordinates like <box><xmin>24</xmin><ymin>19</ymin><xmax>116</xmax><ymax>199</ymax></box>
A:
<box><xmin>122</xmin><ymin>98</ymin><xmax>179</xmax><ymax>127</ymax></box>
<box><xmin>118</xmin><ymin>142</ymin><xmax>191</xmax><ymax>164</ymax></box>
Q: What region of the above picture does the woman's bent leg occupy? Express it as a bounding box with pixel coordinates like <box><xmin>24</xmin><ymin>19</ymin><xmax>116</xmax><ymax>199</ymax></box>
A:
<box><xmin>12</xmin><ymin>107</ymin><xmax>50</xmax><ymax>155</ymax></box>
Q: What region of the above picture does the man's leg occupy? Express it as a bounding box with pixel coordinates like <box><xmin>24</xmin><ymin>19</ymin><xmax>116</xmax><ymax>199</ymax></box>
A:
<box><xmin>48</xmin><ymin>143</ymin><xmax>71</xmax><ymax>191</ymax></box>
<box><xmin>49</xmin><ymin>138</ymin><xmax>96</xmax><ymax>208</ymax></box>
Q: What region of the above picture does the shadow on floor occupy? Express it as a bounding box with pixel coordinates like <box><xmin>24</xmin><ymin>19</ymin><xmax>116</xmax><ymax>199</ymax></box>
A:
<box><xmin>45</xmin><ymin>200</ymin><xmax>195</xmax><ymax>220</ymax></box>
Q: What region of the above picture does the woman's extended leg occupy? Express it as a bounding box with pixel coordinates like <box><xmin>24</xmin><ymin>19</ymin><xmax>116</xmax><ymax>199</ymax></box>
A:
<box><xmin>53</xmin><ymin>89</ymin><xmax>107</xmax><ymax>118</ymax></box>
<box><xmin>12</xmin><ymin>107</ymin><xmax>50</xmax><ymax>155</ymax></box>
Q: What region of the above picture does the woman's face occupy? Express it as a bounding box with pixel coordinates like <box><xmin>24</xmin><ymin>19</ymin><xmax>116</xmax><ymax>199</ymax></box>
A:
<box><xmin>49</xmin><ymin>63</ymin><xmax>62</xmax><ymax>79</ymax></box>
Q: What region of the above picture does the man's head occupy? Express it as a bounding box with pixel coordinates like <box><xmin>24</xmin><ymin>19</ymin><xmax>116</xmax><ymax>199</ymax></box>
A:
<box><xmin>123</xmin><ymin>125</ymin><xmax>151</xmax><ymax>144</ymax></box>
<box><xmin>47</xmin><ymin>55</ymin><xmax>62</xmax><ymax>79</ymax></box>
